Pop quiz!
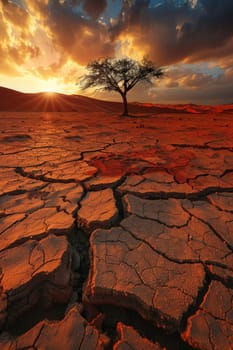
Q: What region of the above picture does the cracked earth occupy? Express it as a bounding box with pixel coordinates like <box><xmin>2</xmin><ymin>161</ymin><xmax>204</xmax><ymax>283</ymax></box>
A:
<box><xmin>0</xmin><ymin>111</ymin><xmax>232</xmax><ymax>349</ymax></box>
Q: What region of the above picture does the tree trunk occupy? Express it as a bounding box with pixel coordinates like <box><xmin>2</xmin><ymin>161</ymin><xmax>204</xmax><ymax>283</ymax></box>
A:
<box><xmin>121</xmin><ymin>93</ymin><xmax>128</xmax><ymax>116</ymax></box>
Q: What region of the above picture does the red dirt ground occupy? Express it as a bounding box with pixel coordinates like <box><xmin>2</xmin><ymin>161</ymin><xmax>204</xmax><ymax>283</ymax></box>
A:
<box><xmin>0</xmin><ymin>88</ymin><xmax>233</xmax><ymax>350</ymax></box>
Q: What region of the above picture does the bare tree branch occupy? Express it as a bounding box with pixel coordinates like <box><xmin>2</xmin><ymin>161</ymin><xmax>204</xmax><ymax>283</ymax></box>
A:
<box><xmin>78</xmin><ymin>57</ymin><xmax>164</xmax><ymax>116</ymax></box>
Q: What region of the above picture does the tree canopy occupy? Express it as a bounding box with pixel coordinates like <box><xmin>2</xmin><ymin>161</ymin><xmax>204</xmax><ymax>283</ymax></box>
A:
<box><xmin>79</xmin><ymin>57</ymin><xmax>164</xmax><ymax>116</ymax></box>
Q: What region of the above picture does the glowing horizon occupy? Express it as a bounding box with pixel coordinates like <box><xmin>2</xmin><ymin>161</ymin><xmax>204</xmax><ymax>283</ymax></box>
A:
<box><xmin>1</xmin><ymin>0</ymin><xmax>233</xmax><ymax>105</ymax></box>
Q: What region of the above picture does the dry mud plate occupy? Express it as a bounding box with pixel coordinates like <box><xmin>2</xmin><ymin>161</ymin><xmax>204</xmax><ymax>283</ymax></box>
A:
<box><xmin>0</xmin><ymin>110</ymin><xmax>233</xmax><ymax>349</ymax></box>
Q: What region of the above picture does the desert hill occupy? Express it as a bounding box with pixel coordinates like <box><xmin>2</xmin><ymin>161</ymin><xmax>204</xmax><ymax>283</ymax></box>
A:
<box><xmin>0</xmin><ymin>86</ymin><xmax>232</xmax><ymax>113</ymax></box>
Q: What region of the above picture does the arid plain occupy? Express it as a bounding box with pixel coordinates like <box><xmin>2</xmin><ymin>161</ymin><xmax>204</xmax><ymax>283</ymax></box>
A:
<box><xmin>0</xmin><ymin>103</ymin><xmax>233</xmax><ymax>349</ymax></box>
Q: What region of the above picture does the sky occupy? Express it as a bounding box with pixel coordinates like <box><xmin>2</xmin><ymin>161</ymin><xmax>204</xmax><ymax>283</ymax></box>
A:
<box><xmin>0</xmin><ymin>0</ymin><xmax>233</xmax><ymax>104</ymax></box>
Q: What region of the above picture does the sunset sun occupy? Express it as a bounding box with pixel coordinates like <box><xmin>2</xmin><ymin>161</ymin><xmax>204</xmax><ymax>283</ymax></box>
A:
<box><xmin>44</xmin><ymin>91</ymin><xmax>55</xmax><ymax>97</ymax></box>
<box><xmin>43</xmin><ymin>80</ymin><xmax>60</xmax><ymax>94</ymax></box>
<box><xmin>0</xmin><ymin>0</ymin><xmax>232</xmax><ymax>104</ymax></box>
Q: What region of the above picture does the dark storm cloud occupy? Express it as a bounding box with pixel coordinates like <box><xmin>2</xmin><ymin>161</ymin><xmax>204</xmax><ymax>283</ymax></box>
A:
<box><xmin>179</xmin><ymin>0</ymin><xmax>233</xmax><ymax>61</ymax></box>
<box><xmin>5</xmin><ymin>0</ymin><xmax>232</xmax><ymax>68</ymax></box>
<box><xmin>78</xmin><ymin>0</ymin><xmax>108</xmax><ymax>19</ymax></box>
<box><xmin>83</xmin><ymin>0</ymin><xmax>107</xmax><ymax>19</ymax></box>
<box><xmin>47</xmin><ymin>0</ymin><xmax>115</xmax><ymax>65</ymax></box>
<box><xmin>1</xmin><ymin>0</ymin><xmax>233</xmax><ymax>104</ymax></box>
<box><xmin>0</xmin><ymin>0</ymin><xmax>113</xmax><ymax>74</ymax></box>
<box><xmin>110</xmin><ymin>0</ymin><xmax>233</xmax><ymax>64</ymax></box>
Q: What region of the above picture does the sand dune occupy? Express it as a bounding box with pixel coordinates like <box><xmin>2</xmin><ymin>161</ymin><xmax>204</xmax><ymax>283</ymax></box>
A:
<box><xmin>0</xmin><ymin>86</ymin><xmax>232</xmax><ymax>113</ymax></box>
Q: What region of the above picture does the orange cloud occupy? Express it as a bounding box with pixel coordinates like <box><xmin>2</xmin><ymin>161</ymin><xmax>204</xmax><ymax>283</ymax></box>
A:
<box><xmin>1</xmin><ymin>0</ymin><xmax>233</xmax><ymax>104</ymax></box>
<box><xmin>0</xmin><ymin>0</ymin><xmax>42</xmax><ymax>76</ymax></box>
<box><xmin>110</xmin><ymin>0</ymin><xmax>233</xmax><ymax>65</ymax></box>
<box><xmin>46</xmin><ymin>0</ymin><xmax>115</xmax><ymax>65</ymax></box>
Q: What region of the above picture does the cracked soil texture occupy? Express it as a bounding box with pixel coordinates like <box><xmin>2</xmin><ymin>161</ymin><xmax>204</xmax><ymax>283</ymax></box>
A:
<box><xmin>0</xmin><ymin>110</ymin><xmax>232</xmax><ymax>349</ymax></box>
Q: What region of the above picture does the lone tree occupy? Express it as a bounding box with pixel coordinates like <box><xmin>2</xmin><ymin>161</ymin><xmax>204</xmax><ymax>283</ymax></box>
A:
<box><xmin>79</xmin><ymin>57</ymin><xmax>164</xmax><ymax>116</ymax></box>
